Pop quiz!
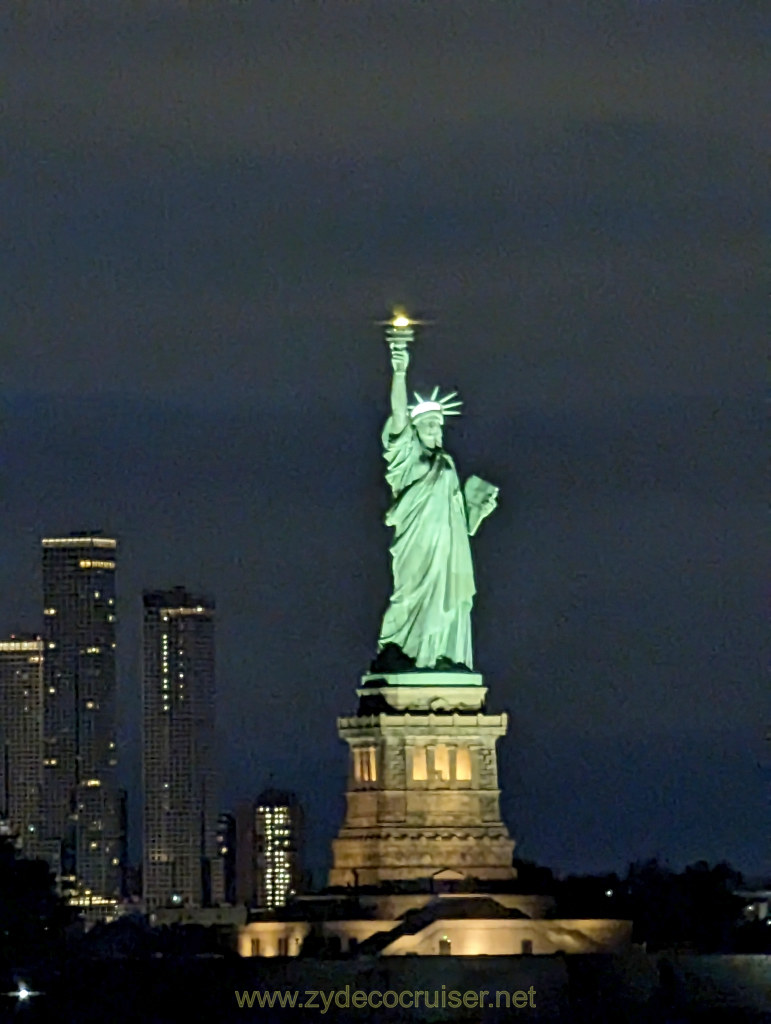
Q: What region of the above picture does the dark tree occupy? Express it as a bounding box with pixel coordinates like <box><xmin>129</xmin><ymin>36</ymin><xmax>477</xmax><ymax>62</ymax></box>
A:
<box><xmin>626</xmin><ymin>858</ymin><xmax>744</xmax><ymax>952</ymax></box>
<box><xmin>0</xmin><ymin>837</ymin><xmax>72</xmax><ymax>962</ymax></box>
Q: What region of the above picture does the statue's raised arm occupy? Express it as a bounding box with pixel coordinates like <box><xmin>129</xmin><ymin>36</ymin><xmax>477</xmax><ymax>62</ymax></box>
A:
<box><xmin>374</xmin><ymin>312</ymin><xmax>497</xmax><ymax>674</ymax></box>
<box><xmin>388</xmin><ymin>341</ymin><xmax>409</xmax><ymax>433</ymax></box>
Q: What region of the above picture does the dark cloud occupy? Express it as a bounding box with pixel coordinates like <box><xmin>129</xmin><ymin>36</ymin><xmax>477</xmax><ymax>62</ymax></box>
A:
<box><xmin>5</xmin><ymin>118</ymin><xmax>764</xmax><ymax>404</ymax></box>
<box><xmin>7</xmin><ymin>2</ymin><xmax>766</xmax><ymax>159</ymax></box>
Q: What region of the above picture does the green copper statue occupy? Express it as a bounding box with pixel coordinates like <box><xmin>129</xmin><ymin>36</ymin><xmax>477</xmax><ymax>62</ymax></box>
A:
<box><xmin>375</xmin><ymin>314</ymin><xmax>498</xmax><ymax>672</ymax></box>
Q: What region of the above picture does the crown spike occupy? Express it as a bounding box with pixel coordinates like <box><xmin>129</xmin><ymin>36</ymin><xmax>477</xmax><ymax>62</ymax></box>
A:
<box><xmin>409</xmin><ymin>386</ymin><xmax>463</xmax><ymax>421</ymax></box>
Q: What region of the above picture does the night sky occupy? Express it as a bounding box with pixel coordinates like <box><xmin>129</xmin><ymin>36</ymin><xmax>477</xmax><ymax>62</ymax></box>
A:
<box><xmin>3</xmin><ymin>3</ymin><xmax>766</xmax><ymax>882</ymax></box>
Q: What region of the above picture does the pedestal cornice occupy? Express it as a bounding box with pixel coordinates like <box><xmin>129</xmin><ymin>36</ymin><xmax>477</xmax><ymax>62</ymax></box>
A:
<box><xmin>358</xmin><ymin>670</ymin><xmax>486</xmax><ymax>713</ymax></box>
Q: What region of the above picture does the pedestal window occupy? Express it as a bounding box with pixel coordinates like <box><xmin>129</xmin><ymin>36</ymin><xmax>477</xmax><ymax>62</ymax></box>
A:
<box><xmin>411</xmin><ymin>746</ymin><xmax>427</xmax><ymax>780</ymax></box>
<box><xmin>455</xmin><ymin>746</ymin><xmax>472</xmax><ymax>781</ymax></box>
<box><xmin>433</xmin><ymin>744</ymin><xmax>450</xmax><ymax>781</ymax></box>
<box><xmin>353</xmin><ymin>746</ymin><xmax>377</xmax><ymax>783</ymax></box>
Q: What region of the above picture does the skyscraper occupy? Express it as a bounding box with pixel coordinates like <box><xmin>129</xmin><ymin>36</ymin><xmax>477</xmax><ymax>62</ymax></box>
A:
<box><xmin>255</xmin><ymin>790</ymin><xmax>303</xmax><ymax>909</ymax></box>
<box><xmin>41</xmin><ymin>534</ymin><xmax>122</xmax><ymax>899</ymax></box>
<box><xmin>0</xmin><ymin>635</ymin><xmax>44</xmax><ymax>856</ymax></box>
<box><xmin>234</xmin><ymin>799</ymin><xmax>258</xmax><ymax>906</ymax></box>
<box><xmin>216</xmin><ymin>811</ymin><xmax>236</xmax><ymax>905</ymax></box>
<box><xmin>142</xmin><ymin>587</ymin><xmax>220</xmax><ymax>908</ymax></box>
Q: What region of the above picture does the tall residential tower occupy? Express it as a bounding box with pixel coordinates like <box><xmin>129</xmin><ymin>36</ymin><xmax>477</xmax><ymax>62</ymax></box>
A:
<box><xmin>142</xmin><ymin>587</ymin><xmax>221</xmax><ymax>908</ymax></box>
<box><xmin>0</xmin><ymin>635</ymin><xmax>44</xmax><ymax>856</ymax></box>
<box><xmin>41</xmin><ymin>534</ymin><xmax>122</xmax><ymax>899</ymax></box>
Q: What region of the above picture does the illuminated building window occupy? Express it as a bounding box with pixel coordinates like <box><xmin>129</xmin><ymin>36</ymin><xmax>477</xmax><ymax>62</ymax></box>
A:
<box><xmin>456</xmin><ymin>747</ymin><xmax>472</xmax><ymax>781</ymax></box>
<box><xmin>412</xmin><ymin>747</ymin><xmax>427</xmax><ymax>781</ymax></box>
<box><xmin>433</xmin><ymin>744</ymin><xmax>450</xmax><ymax>781</ymax></box>
<box><xmin>77</xmin><ymin>560</ymin><xmax>115</xmax><ymax>571</ymax></box>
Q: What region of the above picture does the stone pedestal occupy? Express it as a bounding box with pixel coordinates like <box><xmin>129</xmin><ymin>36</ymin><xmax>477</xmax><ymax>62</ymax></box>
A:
<box><xmin>329</xmin><ymin>672</ymin><xmax>516</xmax><ymax>886</ymax></box>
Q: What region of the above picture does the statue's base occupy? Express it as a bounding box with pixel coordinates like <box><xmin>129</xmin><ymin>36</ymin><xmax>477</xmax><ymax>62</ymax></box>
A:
<box><xmin>330</xmin><ymin>666</ymin><xmax>514</xmax><ymax>885</ymax></box>
<box><xmin>329</xmin><ymin>834</ymin><xmax>516</xmax><ymax>887</ymax></box>
<box><xmin>358</xmin><ymin>671</ymin><xmax>485</xmax><ymax>712</ymax></box>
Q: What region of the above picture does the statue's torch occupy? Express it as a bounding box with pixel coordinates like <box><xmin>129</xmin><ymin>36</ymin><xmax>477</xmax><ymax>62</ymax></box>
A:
<box><xmin>384</xmin><ymin>308</ymin><xmax>415</xmax><ymax>354</ymax></box>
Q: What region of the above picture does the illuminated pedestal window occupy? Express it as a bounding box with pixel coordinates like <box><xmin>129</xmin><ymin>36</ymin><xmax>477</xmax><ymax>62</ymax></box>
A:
<box><xmin>456</xmin><ymin>747</ymin><xmax>472</xmax><ymax>781</ymax></box>
<box><xmin>411</xmin><ymin>745</ymin><xmax>472</xmax><ymax>782</ymax></box>
<box><xmin>412</xmin><ymin>747</ymin><xmax>427</xmax><ymax>780</ymax></box>
<box><xmin>353</xmin><ymin>746</ymin><xmax>377</xmax><ymax>783</ymax></box>
<box><xmin>433</xmin><ymin>744</ymin><xmax>450</xmax><ymax>781</ymax></box>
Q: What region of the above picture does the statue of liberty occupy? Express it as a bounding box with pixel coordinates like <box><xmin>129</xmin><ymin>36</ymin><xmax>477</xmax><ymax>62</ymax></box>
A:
<box><xmin>374</xmin><ymin>313</ymin><xmax>498</xmax><ymax>672</ymax></box>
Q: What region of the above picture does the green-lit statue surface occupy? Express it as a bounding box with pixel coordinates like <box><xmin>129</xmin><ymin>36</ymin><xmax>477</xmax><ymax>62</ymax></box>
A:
<box><xmin>375</xmin><ymin>315</ymin><xmax>498</xmax><ymax>672</ymax></box>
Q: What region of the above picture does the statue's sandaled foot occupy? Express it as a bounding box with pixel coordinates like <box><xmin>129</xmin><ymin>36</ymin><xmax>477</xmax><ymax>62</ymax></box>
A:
<box><xmin>433</xmin><ymin>656</ymin><xmax>473</xmax><ymax>673</ymax></box>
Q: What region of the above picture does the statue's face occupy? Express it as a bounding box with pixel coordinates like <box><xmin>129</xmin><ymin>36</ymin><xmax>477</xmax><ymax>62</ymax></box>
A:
<box><xmin>414</xmin><ymin>413</ymin><xmax>443</xmax><ymax>449</ymax></box>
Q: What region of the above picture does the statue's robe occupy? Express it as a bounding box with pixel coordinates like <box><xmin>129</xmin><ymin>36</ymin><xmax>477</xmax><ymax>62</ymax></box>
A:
<box><xmin>378</xmin><ymin>417</ymin><xmax>475</xmax><ymax>669</ymax></box>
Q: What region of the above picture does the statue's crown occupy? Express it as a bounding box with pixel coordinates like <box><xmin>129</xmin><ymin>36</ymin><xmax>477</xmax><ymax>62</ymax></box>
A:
<box><xmin>409</xmin><ymin>387</ymin><xmax>463</xmax><ymax>421</ymax></box>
